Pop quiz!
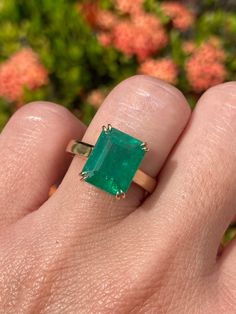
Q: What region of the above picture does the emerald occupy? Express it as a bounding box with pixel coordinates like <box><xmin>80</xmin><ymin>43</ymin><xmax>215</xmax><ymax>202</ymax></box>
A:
<box><xmin>81</xmin><ymin>126</ymin><xmax>146</xmax><ymax>196</ymax></box>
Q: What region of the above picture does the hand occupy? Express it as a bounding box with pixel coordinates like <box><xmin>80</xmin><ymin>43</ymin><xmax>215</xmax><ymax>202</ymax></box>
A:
<box><xmin>0</xmin><ymin>76</ymin><xmax>236</xmax><ymax>313</ymax></box>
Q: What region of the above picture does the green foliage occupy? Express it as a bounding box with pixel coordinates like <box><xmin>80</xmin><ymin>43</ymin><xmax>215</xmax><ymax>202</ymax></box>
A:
<box><xmin>0</xmin><ymin>0</ymin><xmax>236</xmax><ymax>130</ymax></box>
<box><xmin>0</xmin><ymin>0</ymin><xmax>127</xmax><ymax>125</ymax></box>
<box><xmin>144</xmin><ymin>0</ymin><xmax>170</xmax><ymax>24</ymax></box>
<box><xmin>0</xmin><ymin>98</ymin><xmax>11</xmax><ymax>130</ymax></box>
<box><xmin>223</xmin><ymin>226</ymin><xmax>236</xmax><ymax>245</ymax></box>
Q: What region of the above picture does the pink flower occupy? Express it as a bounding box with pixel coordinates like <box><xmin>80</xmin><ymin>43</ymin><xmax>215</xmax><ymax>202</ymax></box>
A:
<box><xmin>115</xmin><ymin>0</ymin><xmax>144</xmax><ymax>15</ymax></box>
<box><xmin>183</xmin><ymin>41</ymin><xmax>196</xmax><ymax>54</ymax></box>
<box><xmin>97</xmin><ymin>32</ymin><xmax>112</xmax><ymax>47</ymax></box>
<box><xmin>79</xmin><ymin>2</ymin><xmax>98</xmax><ymax>27</ymax></box>
<box><xmin>161</xmin><ymin>2</ymin><xmax>194</xmax><ymax>31</ymax></box>
<box><xmin>186</xmin><ymin>42</ymin><xmax>227</xmax><ymax>93</ymax></box>
<box><xmin>95</xmin><ymin>9</ymin><xmax>117</xmax><ymax>30</ymax></box>
<box><xmin>87</xmin><ymin>89</ymin><xmax>106</xmax><ymax>108</ymax></box>
<box><xmin>0</xmin><ymin>48</ymin><xmax>48</xmax><ymax>102</ymax></box>
<box><xmin>112</xmin><ymin>21</ymin><xmax>135</xmax><ymax>56</ymax></box>
<box><xmin>80</xmin><ymin>3</ymin><xmax>117</xmax><ymax>30</ymax></box>
<box><xmin>113</xmin><ymin>13</ymin><xmax>168</xmax><ymax>61</ymax></box>
<box><xmin>80</xmin><ymin>2</ymin><xmax>167</xmax><ymax>61</ymax></box>
<box><xmin>139</xmin><ymin>58</ymin><xmax>178</xmax><ymax>84</ymax></box>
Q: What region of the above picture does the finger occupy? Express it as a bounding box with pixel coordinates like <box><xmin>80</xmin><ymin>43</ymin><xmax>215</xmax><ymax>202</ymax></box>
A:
<box><xmin>0</xmin><ymin>101</ymin><xmax>85</xmax><ymax>228</ymax></box>
<box><xmin>50</xmin><ymin>75</ymin><xmax>190</xmax><ymax>226</ymax></box>
<box><xmin>137</xmin><ymin>82</ymin><xmax>236</xmax><ymax>263</ymax></box>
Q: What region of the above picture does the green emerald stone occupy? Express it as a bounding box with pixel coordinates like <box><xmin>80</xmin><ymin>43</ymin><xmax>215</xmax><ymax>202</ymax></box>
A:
<box><xmin>82</xmin><ymin>127</ymin><xmax>146</xmax><ymax>196</ymax></box>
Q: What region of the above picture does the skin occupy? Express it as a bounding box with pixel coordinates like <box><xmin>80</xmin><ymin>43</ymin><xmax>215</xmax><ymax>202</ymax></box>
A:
<box><xmin>0</xmin><ymin>75</ymin><xmax>236</xmax><ymax>313</ymax></box>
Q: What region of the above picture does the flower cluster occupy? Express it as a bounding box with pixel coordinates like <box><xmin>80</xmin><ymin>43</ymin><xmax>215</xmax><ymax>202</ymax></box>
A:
<box><xmin>161</xmin><ymin>2</ymin><xmax>194</xmax><ymax>31</ymax></box>
<box><xmin>112</xmin><ymin>13</ymin><xmax>168</xmax><ymax>61</ymax></box>
<box><xmin>0</xmin><ymin>48</ymin><xmax>48</xmax><ymax>103</ymax></box>
<box><xmin>115</xmin><ymin>0</ymin><xmax>143</xmax><ymax>15</ymax></box>
<box><xmin>139</xmin><ymin>58</ymin><xmax>178</xmax><ymax>84</ymax></box>
<box><xmin>1</xmin><ymin>0</ymin><xmax>233</xmax><ymax>135</ymax></box>
<box><xmin>95</xmin><ymin>9</ymin><xmax>117</xmax><ymax>30</ymax></box>
<box><xmin>83</xmin><ymin>1</ymin><xmax>168</xmax><ymax>61</ymax></box>
<box><xmin>186</xmin><ymin>41</ymin><xmax>226</xmax><ymax>93</ymax></box>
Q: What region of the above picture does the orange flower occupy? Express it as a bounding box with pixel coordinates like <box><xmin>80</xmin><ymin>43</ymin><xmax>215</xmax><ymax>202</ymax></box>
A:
<box><xmin>183</xmin><ymin>41</ymin><xmax>196</xmax><ymax>54</ymax></box>
<box><xmin>139</xmin><ymin>58</ymin><xmax>178</xmax><ymax>84</ymax></box>
<box><xmin>161</xmin><ymin>2</ymin><xmax>194</xmax><ymax>31</ymax></box>
<box><xmin>97</xmin><ymin>32</ymin><xmax>112</xmax><ymax>47</ymax></box>
<box><xmin>80</xmin><ymin>2</ymin><xmax>117</xmax><ymax>30</ymax></box>
<box><xmin>0</xmin><ymin>48</ymin><xmax>48</xmax><ymax>102</ymax></box>
<box><xmin>115</xmin><ymin>0</ymin><xmax>144</xmax><ymax>15</ymax></box>
<box><xmin>79</xmin><ymin>2</ymin><xmax>98</xmax><ymax>27</ymax></box>
<box><xmin>113</xmin><ymin>13</ymin><xmax>168</xmax><ymax>61</ymax></box>
<box><xmin>95</xmin><ymin>9</ymin><xmax>117</xmax><ymax>30</ymax></box>
<box><xmin>80</xmin><ymin>1</ymin><xmax>167</xmax><ymax>61</ymax></box>
<box><xmin>186</xmin><ymin>42</ymin><xmax>227</xmax><ymax>93</ymax></box>
<box><xmin>87</xmin><ymin>89</ymin><xmax>106</xmax><ymax>108</ymax></box>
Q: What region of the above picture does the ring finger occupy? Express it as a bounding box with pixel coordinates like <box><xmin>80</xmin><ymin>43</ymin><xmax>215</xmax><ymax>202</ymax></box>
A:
<box><xmin>48</xmin><ymin>75</ymin><xmax>191</xmax><ymax>225</ymax></box>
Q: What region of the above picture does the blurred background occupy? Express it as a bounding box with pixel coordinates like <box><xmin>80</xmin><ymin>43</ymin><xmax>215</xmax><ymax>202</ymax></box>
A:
<box><xmin>0</xmin><ymin>0</ymin><xmax>236</xmax><ymax>240</ymax></box>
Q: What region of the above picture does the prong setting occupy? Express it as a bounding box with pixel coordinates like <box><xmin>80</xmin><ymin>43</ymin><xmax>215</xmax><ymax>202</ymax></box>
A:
<box><xmin>79</xmin><ymin>171</ymin><xmax>89</xmax><ymax>181</ymax></box>
<box><xmin>116</xmin><ymin>190</ymin><xmax>126</xmax><ymax>200</ymax></box>
<box><xmin>102</xmin><ymin>124</ymin><xmax>112</xmax><ymax>134</ymax></box>
<box><xmin>141</xmin><ymin>142</ymin><xmax>149</xmax><ymax>152</ymax></box>
<box><xmin>80</xmin><ymin>126</ymin><xmax>146</xmax><ymax>197</ymax></box>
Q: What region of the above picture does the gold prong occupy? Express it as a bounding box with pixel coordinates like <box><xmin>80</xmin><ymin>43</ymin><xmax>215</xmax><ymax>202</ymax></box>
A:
<box><xmin>79</xmin><ymin>171</ymin><xmax>88</xmax><ymax>181</ymax></box>
<box><xmin>80</xmin><ymin>174</ymin><xmax>86</xmax><ymax>181</ymax></box>
<box><xmin>103</xmin><ymin>124</ymin><xmax>112</xmax><ymax>134</ymax></box>
<box><xmin>116</xmin><ymin>190</ymin><xmax>126</xmax><ymax>200</ymax></box>
<box><xmin>102</xmin><ymin>125</ymin><xmax>107</xmax><ymax>132</ymax></box>
<box><xmin>141</xmin><ymin>142</ymin><xmax>149</xmax><ymax>152</ymax></box>
<box><xmin>121</xmin><ymin>191</ymin><xmax>126</xmax><ymax>199</ymax></box>
<box><xmin>116</xmin><ymin>192</ymin><xmax>121</xmax><ymax>200</ymax></box>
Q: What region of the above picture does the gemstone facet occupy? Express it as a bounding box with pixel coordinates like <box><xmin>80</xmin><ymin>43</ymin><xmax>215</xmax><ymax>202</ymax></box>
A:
<box><xmin>81</xmin><ymin>127</ymin><xmax>146</xmax><ymax>196</ymax></box>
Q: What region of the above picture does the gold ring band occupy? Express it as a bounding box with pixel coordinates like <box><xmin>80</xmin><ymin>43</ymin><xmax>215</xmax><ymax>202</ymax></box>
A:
<box><xmin>66</xmin><ymin>139</ymin><xmax>157</xmax><ymax>194</ymax></box>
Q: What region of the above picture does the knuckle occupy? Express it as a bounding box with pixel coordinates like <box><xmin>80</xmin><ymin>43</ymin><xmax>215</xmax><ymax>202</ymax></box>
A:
<box><xmin>114</xmin><ymin>74</ymin><xmax>190</xmax><ymax>116</ymax></box>
<box><xmin>199</xmin><ymin>82</ymin><xmax>236</xmax><ymax>139</ymax></box>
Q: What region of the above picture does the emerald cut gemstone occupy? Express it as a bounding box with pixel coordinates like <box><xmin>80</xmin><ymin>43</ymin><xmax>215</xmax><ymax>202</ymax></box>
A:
<box><xmin>82</xmin><ymin>127</ymin><xmax>146</xmax><ymax>196</ymax></box>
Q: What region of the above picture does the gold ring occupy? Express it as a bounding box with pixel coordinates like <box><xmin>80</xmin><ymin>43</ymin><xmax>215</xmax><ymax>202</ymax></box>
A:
<box><xmin>66</xmin><ymin>124</ymin><xmax>157</xmax><ymax>199</ymax></box>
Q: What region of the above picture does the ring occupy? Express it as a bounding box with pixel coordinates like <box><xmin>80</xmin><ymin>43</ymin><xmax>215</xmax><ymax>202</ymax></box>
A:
<box><xmin>66</xmin><ymin>124</ymin><xmax>157</xmax><ymax>199</ymax></box>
